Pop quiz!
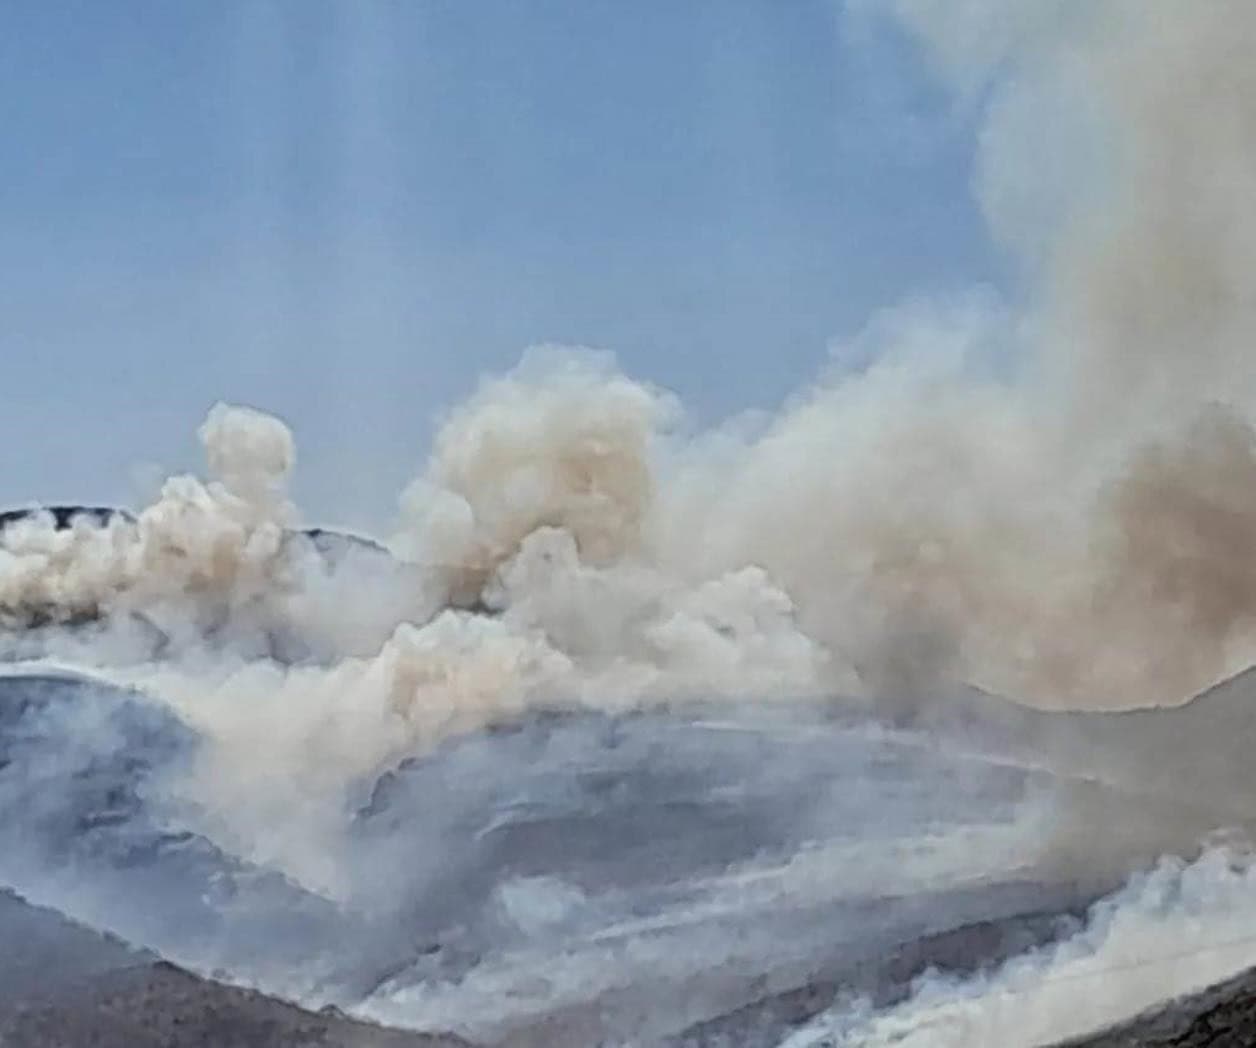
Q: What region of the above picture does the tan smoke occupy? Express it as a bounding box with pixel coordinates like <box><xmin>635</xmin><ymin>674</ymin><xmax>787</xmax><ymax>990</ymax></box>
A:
<box><xmin>398</xmin><ymin>1</ymin><xmax>1256</xmax><ymax>709</ymax></box>
<box><xmin>393</xmin><ymin>348</ymin><xmax>669</xmax><ymax>606</ymax></box>
<box><xmin>0</xmin><ymin>403</ymin><xmax>299</xmax><ymax>646</ymax></box>
<box><xmin>369</xmin><ymin>0</ymin><xmax>1256</xmax><ymax>713</ymax></box>
<box><xmin>9</xmin><ymin>2</ymin><xmax>1256</xmax><ymax>756</ymax></box>
<box><xmin>7</xmin><ymin>9</ymin><xmax>1256</xmax><ymax>1038</ymax></box>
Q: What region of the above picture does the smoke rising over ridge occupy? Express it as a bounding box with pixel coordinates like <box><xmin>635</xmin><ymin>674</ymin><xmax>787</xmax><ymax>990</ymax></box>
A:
<box><xmin>5</xmin><ymin>4</ymin><xmax>1256</xmax><ymax>716</ymax></box>
<box><xmin>387</xmin><ymin>0</ymin><xmax>1256</xmax><ymax>710</ymax></box>
<box><xmin>4</xmin><ymin>3</ymin><xmax>1256</xmax><ymax>1044</ymax></box>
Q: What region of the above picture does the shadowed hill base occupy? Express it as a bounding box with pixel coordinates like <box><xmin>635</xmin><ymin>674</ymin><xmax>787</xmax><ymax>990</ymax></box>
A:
<box><xmin>0</xmin><ymin>963</ymin><xmax>469</xmax><ymax>1048</ymax></box>
<box><xmin>0</xmin><ymin>892</ymin><xmax>469</xmax><ymax>1048</ymax></box>
<box><xmin>1056</xmin><ymin>965</ymin><xmax>1256</xmax><ymax>1048</ymax></box>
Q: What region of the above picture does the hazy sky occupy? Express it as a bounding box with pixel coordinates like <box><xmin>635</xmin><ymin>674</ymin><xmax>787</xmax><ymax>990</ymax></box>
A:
<box><xmin>1</xmin><ymin>1</ymin><xmax>1001</xmax><ymax>527</ymax></box>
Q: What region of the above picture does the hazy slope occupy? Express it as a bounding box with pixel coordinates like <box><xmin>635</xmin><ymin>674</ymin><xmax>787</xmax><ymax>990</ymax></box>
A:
<box><xmin>0</xmin><ymin>890</ymin><xmax>468</xmax><ymax>1048</ymax></box>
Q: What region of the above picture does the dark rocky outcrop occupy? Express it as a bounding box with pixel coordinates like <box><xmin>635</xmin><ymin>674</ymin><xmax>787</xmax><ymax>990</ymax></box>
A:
<box><xmin>0</xmin><ymin>505</ymin><xmax>133</xmax><ymax>531</ymax></box>
<box><xmin>1056</xmin><ymin>964</ymin><xmax>1256</xmax><ymax>1048</ymax></box>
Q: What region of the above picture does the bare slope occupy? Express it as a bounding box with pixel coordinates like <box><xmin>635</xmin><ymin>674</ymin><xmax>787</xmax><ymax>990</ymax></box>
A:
<box><xmin>0</xmin><ymin>891</ymin><xmax>468</xmax><ymax>1048</ymax></box>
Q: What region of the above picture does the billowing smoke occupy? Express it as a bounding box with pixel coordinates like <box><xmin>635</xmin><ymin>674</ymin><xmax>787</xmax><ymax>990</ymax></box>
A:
<box><xmin>865</xmin><ymin>0</ymin><xmax>1256</xmax><ymax>703</ymax></box>
<box><xmin>2</xmin><ymin>3</ymin><xmax>1256</xmax><ymax>1044</ymax></box>
<box><xmin>340</xmin><ymin>0</ymin><xmax>1256</xmax><ymax>713</ymax></box>
<box><xmin>0</xmin><ymin>404</ymin><xmax>296</xmax><ymax>643</ymax></box>
<box><xmin>7</xmin><ymin>5</ymin><xmax>1256</xmax><ymax>716</ymax></box>
<box><xmin>0</xmin><ymin>402</ymin><xmax>433</xmax><ymax>668</ymax></box>
<box><xmin>396</xmin><ymin>349</ymin><xmax>669</xmax><ymax>597</ymax></box>
<box><xmin>0</xmin><ymin>4</ymin><xmax>1250</xmax><ymax>936</ymax></box>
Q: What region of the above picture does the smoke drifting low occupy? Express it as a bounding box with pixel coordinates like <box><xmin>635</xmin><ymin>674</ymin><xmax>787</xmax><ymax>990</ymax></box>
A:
<box><xmin>784</xmin><ymin>844</ymin><xmax>1256</xmax><ymax>1048</ymax></box>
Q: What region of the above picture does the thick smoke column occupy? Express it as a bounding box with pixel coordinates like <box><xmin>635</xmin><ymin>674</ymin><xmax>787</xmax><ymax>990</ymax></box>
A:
<box><xmin>359</xmin><ymin>0</ymin><xmax>1256</xmax><ymax>713</ymax></box>
<box><xmin>395</xmin><ymin>0</ymin><xmax>1256</xmax><ymax>711</ymax></box>
<box><xmin>860</xmin><ymin>0</ymin><xmax>1256</xmax><ymax>704</ymax></box>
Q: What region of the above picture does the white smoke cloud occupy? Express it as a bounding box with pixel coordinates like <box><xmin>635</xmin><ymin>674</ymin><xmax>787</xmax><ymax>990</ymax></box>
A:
<box><xmin>784</xmin><ymin>845</ymin><xmax>1256</xmax><ymax>1048</ymax></box>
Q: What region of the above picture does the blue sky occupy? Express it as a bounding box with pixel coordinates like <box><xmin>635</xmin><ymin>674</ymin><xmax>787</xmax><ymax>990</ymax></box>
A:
<box><xmin>1</xmin><ymin>1</ymin><xmax>1000</xmax><ymax>526</ymax></box>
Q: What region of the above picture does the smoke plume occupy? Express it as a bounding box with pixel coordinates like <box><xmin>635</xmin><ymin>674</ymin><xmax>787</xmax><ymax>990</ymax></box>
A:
<box><xmin>5</xmin><ymin>4</ymin><xmax>1256</xmax><ymax>1041</ymax></box>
